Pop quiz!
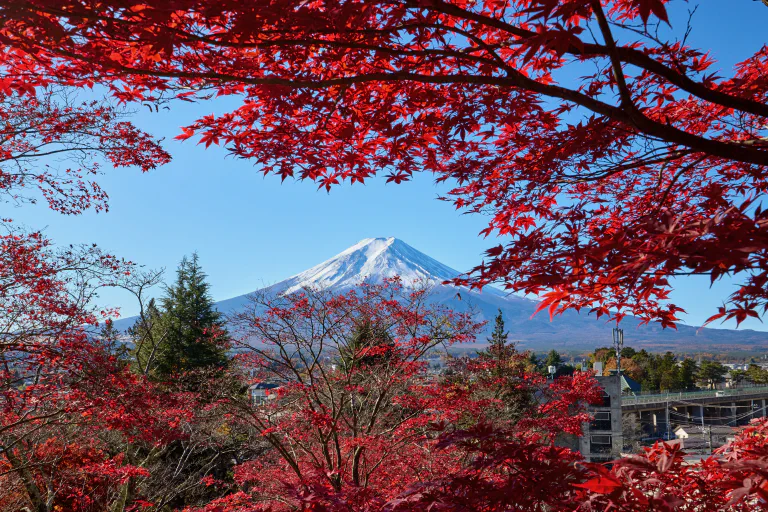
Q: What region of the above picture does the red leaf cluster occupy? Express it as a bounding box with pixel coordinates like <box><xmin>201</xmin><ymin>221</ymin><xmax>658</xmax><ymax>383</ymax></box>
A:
<box><xmin>0</xmin><ymin>0</ymin><xmax>764</xmax><ymax>325</ymax></box>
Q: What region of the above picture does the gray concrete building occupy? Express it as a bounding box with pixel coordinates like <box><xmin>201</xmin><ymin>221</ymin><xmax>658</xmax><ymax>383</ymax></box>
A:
<box><xmin>579</xmin><ymin>374</ymin><xmax>623</xmax><ymax>462</ymax></box>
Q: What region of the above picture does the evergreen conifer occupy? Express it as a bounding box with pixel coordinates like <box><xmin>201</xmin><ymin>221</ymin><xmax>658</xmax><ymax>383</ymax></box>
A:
<box><xmin>153</xmin><ymin>253</ymin><xmax>229</xmax><ymax>379</ymax></box>
<box><xmin>100</xmin><ymin>319</ymin><xmax>130</xmax><ymax>365</ymax></box>
<box><xmin>340</xmin><ymin>318</ymin><xmax>394</xmax><ymax>370</ymax></box>
<box><xmin>481</xmin><ymin>309</ymin><xmax>515</xmax><ymax>373</ymax></box>
<box><xmin>130</xmin><ymin>297</ymin><xmax>166</xmax><ymax>376</ymax></box>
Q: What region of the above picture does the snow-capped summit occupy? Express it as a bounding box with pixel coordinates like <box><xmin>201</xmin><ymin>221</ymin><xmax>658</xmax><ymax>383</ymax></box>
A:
<box><xmin>201</xmin><ymin>237</ymin><xmax>509</xmax><ymax>320</ymax></box>
<box><xmin>275</xmin><ymin>237</ymin><xmax>474</xmax><ymax>295</ymax></box>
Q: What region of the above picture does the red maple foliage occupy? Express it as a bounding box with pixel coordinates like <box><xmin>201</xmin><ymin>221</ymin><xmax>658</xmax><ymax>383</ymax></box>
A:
<box><xmin>386</xmin><ymin>417</ymin><xmax>768</xmax><ymax>511</ymax></box>
<box><xmin>382</xmin><ymin>364</ymin><xmax>604</xmax><ymax>512</ymax></box>
<box><xmin>186</xmin><ymin>281</ymin><xmax>610</xmax><ymax>511</ymax></box>
<box><xmin>0</xmin><ymin>87</ymin><xmax>169</xmax><ymax>214</ymax></box>
<box><xmin>573</xmin><ymin>418</ymin><xmax>768</xmax><ymax>511</ymax></box>
<box><xmin>0</xmin><ymin>223</ymin><xmax>197</xmax><ymax>511</ymax></box>
<box><xmin>203</xmin><ymin>281</ymin><xmax>484</xmax><ymax>510</ymax></box>
<box><xmin>0</xmin><ymin>45</ymin><xmax>175</xmax><ymax>512</ymax></box>
<box><xmin>0</xmin><ymin>0</ymin><xmax>766</xmax><ymax>326</ymax></box>
<box><xmin>4</xmin><ymin>2</ymin><xmax>768</xmax><ymax>511</ymax></box>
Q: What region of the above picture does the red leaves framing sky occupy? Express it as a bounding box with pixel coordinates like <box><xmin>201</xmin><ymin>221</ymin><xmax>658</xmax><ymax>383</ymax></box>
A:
<box><xmin>0</xmin><ymin>0</ymin><xmax>765</xmax><ymax>327</ymax></box>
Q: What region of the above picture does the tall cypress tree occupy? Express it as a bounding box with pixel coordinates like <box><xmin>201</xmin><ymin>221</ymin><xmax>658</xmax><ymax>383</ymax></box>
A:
<box><xmin>339</xmin><ymin>318</ymin><xmax>394</xmax><ymax>370</ymax></box>
<box><xmin>488</xmin><ymin>309</ymin><xmax>509</xmax><ymax>356</ymax></box>
<box><xmin>480</xmin><ymin>309</ymin><xmax>514</xmax><ymax>369</ymax></box>
<box><xmin>130</xmin><ymin>297</ymin><xmax>166</xmax><ymax>376</ymax></box>
<box><xmin>154</xmin><ymin>253</ymin><xmax>229</xmax><ymax>379</ymax></box>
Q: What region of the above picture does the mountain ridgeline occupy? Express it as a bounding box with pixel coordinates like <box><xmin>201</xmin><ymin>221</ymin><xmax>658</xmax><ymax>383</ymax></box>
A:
<box><xmin>116</xmin><ymin>238</ymin><xmax>768</xmax><ymax>352</ymax></box>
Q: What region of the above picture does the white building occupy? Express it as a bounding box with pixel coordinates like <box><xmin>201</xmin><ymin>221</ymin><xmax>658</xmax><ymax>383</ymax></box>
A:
<box><xmin>249</xmin><ymin>382</ymin><xmax>281</xmax><ymax>405</ymax></box>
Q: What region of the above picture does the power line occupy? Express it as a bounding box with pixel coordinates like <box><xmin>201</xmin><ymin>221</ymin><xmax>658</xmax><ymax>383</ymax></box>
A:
<box><xmin>670</xmin><ymin>398</ymin><xmax>766</xmax><ymax>409</ymax></box>
<box><xmin>668</xmin><ymin>410</ymin><xmax>757</xmax><ymax>422</ymax></box>
<box><xmin>646</xmin><ymin>406</ymin><xmax>765</xmax><ymax>427</ymax></box>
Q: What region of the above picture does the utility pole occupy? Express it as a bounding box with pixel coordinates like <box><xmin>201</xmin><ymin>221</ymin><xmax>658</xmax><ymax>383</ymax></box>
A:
<box><xmin>613</xmin><ymin>328</ymin><xmax>624</xmax><ymax>378</ymax></box>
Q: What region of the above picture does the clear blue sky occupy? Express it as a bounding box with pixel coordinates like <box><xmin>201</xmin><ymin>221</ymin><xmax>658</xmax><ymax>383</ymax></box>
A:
<box><xmin>11</xmin><ymin>1</ymin><xmax>768</xmax><ymax>331</ymax></box>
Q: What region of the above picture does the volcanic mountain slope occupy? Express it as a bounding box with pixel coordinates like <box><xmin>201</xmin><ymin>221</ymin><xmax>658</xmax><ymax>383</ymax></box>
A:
<box><xmin>118</xmin><ymin>237</ymin><xmax>768</xmax><ymax>352</ymax></box>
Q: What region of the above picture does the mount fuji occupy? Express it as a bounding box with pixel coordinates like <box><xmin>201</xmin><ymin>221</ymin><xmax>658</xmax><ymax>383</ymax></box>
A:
<box><xmin>117</xmin><ymin>237</ymin><xmax>768</xmax><ymax>352</ymax></box>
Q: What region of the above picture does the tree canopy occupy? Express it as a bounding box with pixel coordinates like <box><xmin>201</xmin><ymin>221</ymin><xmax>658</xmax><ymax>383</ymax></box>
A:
<box><xmin>155</xmin><ymin>253</ymin><xmax>230</xmax><ymax>379</ymax></box>
<box><xmin>0</xmin><ymin>0</ymin><xmax>767</xmax><ymax>327</ymax></box>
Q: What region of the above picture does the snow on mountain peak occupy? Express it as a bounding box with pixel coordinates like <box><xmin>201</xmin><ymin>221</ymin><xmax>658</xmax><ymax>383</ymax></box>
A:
<box><xmin>277</xmin><ymin>237</ymin><xmax>465</xmax><ymax>295</ymax></box>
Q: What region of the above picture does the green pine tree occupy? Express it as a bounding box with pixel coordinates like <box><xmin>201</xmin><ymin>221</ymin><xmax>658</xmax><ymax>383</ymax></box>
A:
<box><xmin>472</xmin><ymin>310</ymin><xmax>533</xmax><ymax>422</ymax></box>
<box><xmin>544</xmin><ymin>349</ymin><xmax>562</xmax><ymax>369</ymax></box>
<box><xmin>697</xmin><ymin>360</ymin><xmax>728</xmax><ymax>389</ymax></box>
<box><xmin>130</xmin><ymin>297</ymin><xmax>166</xmax><ymax>376</ymax></box>
<box><xmin>747</xmin><ymin>364</ymin><xmax>768</xmax><ymax>384</ymax></box>
<box><xmin>100</xmin><ymin>319</ymin><xmax>130</xmax><ymax>366</ymax></box>
<box><xmin>679</xmin><ymin>358</ymin><xmax>698</xmax><ymax>390</ymax></box>
<box><xmin>543</xmin><ymin>349</ymin><xmax>575</xmax><ymax>377</ymax></box>
<box><xmin>488</xmin><ymin>308</ymin><xmax>509</xmax><ymax>349</ymax></box>
<box><xmin>339</xmin><ymin>318</ymin><xmax>395</xmax><ymax>371</ymax></box>
<box><xmin>480</xmin><ymin>309</ymin><xmax>515</xmax><ymax>374</ymax></box>
<box><xmin>153</xmin><ymin>253</ymin><xmax>229</xmax><ymax>379</ymax></box>
<box><xmin>527</xmin><ymin>352</ymin><xmax>543</xmax><ymax>373</ymax></box>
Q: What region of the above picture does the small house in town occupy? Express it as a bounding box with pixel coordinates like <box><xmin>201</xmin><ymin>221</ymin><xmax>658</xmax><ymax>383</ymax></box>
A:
<box><xmin>249</xmin><ymin>382</ymin><xmax>281</xmax><ymax>405</ymax></box>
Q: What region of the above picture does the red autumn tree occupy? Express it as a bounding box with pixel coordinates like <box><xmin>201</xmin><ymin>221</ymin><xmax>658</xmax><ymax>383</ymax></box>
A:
<box><xmin>0</xmin><ymin>0</ymin><xmax>766</xmax><ymax>326</ymax></box>
<box><xmin>205</xmin><ymin>280</ymin><xmax>483</xmax><ymax>510</ymax></box>
<box><xmin>0</xmin><ymin>42</ymin><xmax>176</xmax><ymax>511</ymax></box>
<box><xmin>0</xmin><ymin>226</ymin><xmax>246</xmax><ymax>511</ymax></box>
<box><xmin>380</xmin><ymin>350</ymin><xmax>603</xmax><ymax>512</ymax></box>
<box><xmin>0</xmin><ymin>87</ymin><xmax>169</xmax><ymax>214</ymax></box>
<box><xmin>0</xmin><ymin>216</ymin><xmax>229</xmax><ymax>512</ymax></box>
<box><xmin>5</xmin><ymin>2</ymin><xmax>768</xmax><ymax>510</ymax></box>
<box><xmin>185</xmin><ymin>281</ymin><xmax>610</xmax><ymax>512</ymax></box>
<box><xmin>0</xmin><ymin>229</ymin><xmax>178</xmax><ymax>511</ymax></box>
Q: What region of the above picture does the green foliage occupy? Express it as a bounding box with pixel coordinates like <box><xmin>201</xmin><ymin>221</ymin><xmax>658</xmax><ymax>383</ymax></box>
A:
<box><xmin>130</xmin><ymin>298</ymin><xmax>166</xmax><ymax>376</ymax></box>
<box><xmin>620</xmin><ymin>347</ymin><xmax>636</xmax><ymax>359</ymax></box>
<box><xmin>747</xmin><ymin>364</ymin><xmax>768</xmax><ymax>384</ymax></box>
<box><xmin>544</xmin><ymin>349</ymin><xmax>562</xmax><ymax>369</ymax></box>
<box><xmin>487</xmin><ymin>309</ymin><xmax>509</xmax><ymax>348</ymax></box>
<box><xmin>527</xmin><ymin>352</ymin><xmax>542</xmax><ymax>372</ymax></box>
<box><xmin>133</xmin><ymin>253</ymin><xmax>229</xmax><ymax>380</ymax></box>
<box><xmin>730</xmin><ymin>369</ymin><xmax>748</xmax><ymax>384</ymax></box>
<box><xmin>696</xmin><ymin>360</ymin><xmax>728</xmax><ymax>389</ymax></box>
<box><xmin>629</xmin><ymin>351</ymin><xmax>682</xmax><ymax>392</ymax></box>
<box><xmin>479</xmin><ymin>310</ymin><xmax>516</xmax><ymax>375</ymax></box>
<box><xmin>589</xmin><ymin>346</ymin><xmax>700</xmax><ymax>392</ymax></box>
<box><xmin>467</xmin><ymin>310</ymin><xmax>536</xmax><ymax>422</ymax></box>
<box><xmin>679</xmin><ymin>358</ymin><xmax>698</xmax><ymax>391</ymax></box>
<box><xmin>541</xmin><ymin>349</ymin><xmax>575</xmax><ymax>378</ymax></box>
<box><xmin>339</xmin><ymin>318</ymin><xmax>395</xmax><ymax>370</ymax></box>
<box><xmin>590</xmin><ymin>347</ymin><xmax>613</xmax><ymax>365</ymax></box>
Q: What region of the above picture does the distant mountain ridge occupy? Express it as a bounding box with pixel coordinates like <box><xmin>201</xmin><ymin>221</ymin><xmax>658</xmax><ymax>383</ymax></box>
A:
<box><xmin>115</xmin><ymin>237</ymin><xmax>768</xmax><ymax>353</ymax></box>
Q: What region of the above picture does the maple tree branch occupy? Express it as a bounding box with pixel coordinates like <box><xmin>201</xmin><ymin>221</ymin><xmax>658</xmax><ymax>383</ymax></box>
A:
<box><xmin>606</xmin><ymin>45</ymin><xmax>768</xmax><ymax>119</ymax></box>
<box><xmin>558</xmin><ymin>150</ymin><xmax>692</xmax><ymax>183</ymax></box>
<box><xmin>591</xmin><ymin>0</ymin><xmax>635</xmax><ymax>112</ymax></box>
<box><xmin>9</xmin><ymin>3</ymin><xmax>768</xmax><ymax>167</ymax></box>
<box><xmin>22</xmin><ymin>0</ymin><xmax>768</xmax><ymax>120</ymax></box>
<box><xmin>654</xmin><ymin>155</ymin><xmax>708</xmax><ymax>213</ymax></box>
<box><xmin>79</xmin><ymin>56</ymin><xmax>768</xmax><ymax>168</ymax></box>
<box><xmin>427</xmin><ymin>0</ymin><xmax>768</xmax><ymax>119</ymax></box>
